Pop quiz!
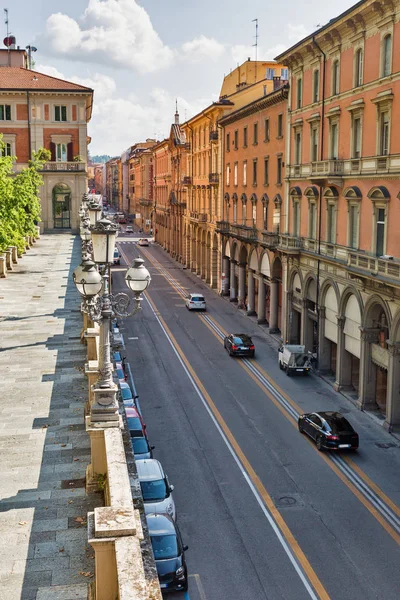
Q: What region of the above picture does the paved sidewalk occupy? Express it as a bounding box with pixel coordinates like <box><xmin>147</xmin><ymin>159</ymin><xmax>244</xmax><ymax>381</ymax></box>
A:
<box><xmin>0</xmin><ymin>234</ymin><xmax>102</xmax><ymax>600</ymax></box>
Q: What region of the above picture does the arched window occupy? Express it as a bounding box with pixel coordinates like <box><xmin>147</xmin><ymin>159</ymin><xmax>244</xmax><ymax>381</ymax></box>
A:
<box><xmin>241</xmin><ymin>194</ymin><xmax>247</xmax><ymax>225</ymax></box>
<box><xmin>382</xmin><ymin>34</ymin><xmax>392</xmax><ymax>77</ymax></box>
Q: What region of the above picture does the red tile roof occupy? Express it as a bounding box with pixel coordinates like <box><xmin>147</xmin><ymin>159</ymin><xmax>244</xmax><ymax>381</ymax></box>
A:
<box><xmin>0</xmin><ymin>67</ymin><xmax>93</xmax><ymax>92</ymax></box>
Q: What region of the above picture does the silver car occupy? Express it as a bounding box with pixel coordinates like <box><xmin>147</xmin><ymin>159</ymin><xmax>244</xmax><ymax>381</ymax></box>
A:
<box><xmin>185</xmin><ymin>293</ymin><xmax>206</xmax><ymax>311</ymax></box>
<box><xmin>136</xmin><ymin>459</ymin><xmax>176</xmax><ymax>520</ymax></box>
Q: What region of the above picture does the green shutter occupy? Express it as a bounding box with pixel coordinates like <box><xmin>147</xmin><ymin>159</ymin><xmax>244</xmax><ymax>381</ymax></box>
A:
<box><xmin>0</xmin><ymin>105</ymin><xmax>4</xmax><ymax>120</ymax></box>
<box><xmin>5</xmin><ymin>105</ymin><xmax>11</xmax><ymax>120</ymax></box>
<box><xmin>61</xmin><ymin>106</ymin><xmax>67</xmax><ymax>121</ymax></box>
<box><xmin>55</xmin><ymin>106</ymin><xmax>60</xmax><ymax>121</ymax></box>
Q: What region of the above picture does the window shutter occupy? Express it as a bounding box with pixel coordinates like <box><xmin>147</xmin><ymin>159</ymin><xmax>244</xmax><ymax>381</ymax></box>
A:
<box><xmin>50</xmin><ymin>142</ymin><xmax>56</xmax><ymax>161</ymax></box>
<box><xmin>61</xmin><ymin>106</ymin><xmax>67</xmax><ymax>121</ymax></box>
<box><xmin>5</xmin><ymin>105</ymin><xmax>11</xmax><ymax>120</ymax></box>
<box><xmin>55</xmin><ymin>106</ymin><xmax>60</xmax><ymax>121</ymax></box>
<box><xmin>67</xmin><ymin>142</ymin><xmax>73</xmax><ymax>161</ymax></box>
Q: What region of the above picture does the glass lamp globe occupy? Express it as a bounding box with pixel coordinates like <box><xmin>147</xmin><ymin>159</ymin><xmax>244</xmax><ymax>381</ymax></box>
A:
<box><xmin>90</xmin><ymin>218</ymin><xmax>118</xmax><ymax>264</ymax></box>
<box><xmin>87</xmin><ymin>201</ymin><xmax>102</xmax><ymax>226</ymax></box>
<box><xmin>73</xmin><ymin>259</ymin><xmax>103</xmax><ymax>297</ymax></box>
<box><xmin>125</xmin><ymin>257</ymin><xmax>151</xmax><ymax>293</ymax></box>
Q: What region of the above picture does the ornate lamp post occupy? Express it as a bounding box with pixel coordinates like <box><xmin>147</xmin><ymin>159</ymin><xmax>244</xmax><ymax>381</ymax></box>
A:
<box><xmin>73</xmin><ymin>217</ymin><xmax>151</xmax><ymax>424</ymax></box>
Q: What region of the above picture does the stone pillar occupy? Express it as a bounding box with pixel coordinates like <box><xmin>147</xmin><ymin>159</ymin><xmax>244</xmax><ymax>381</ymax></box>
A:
<box><xmin>358</xmin><ymin>328</ymin><xmax>381</xmax><ymax>411</ymax></box>
<box><xmin>5</xmin><ymin>249</ymin><xmax>13</xmax><ymax>271</ymax></box>
<box><xmin>9</xmin><ymin>246</ymin><xmax>18</xmax><ymax>264</ymax></box>
<box><xmin>300</xmin><ymin>298</ymin><xmax>308</xmax><ymax>347</ymax></box>
<box><xmin>247</xmin><ymin>270</ymin><xmax>256</xmax><ymax>315</ymax></box>
<box><xmin>0</xmin><ymin>255</ymin><xmax>7</xmax><ymax>278</ymax></box>
<box><xmin>334</xmin><ymin>316</ymin><xmax>352</xmax><ymax>392</ymax></box>
<box><xmin>85</xmin><ymin>424</ymin><xmax>107</xmax><ymax>492</ymax></box>
<box><xmin>222</xmin><ymin>256</ymin><xmax>230</xmax><ymax>296</ymax></box>
<box><xmin>238</xmin><ymin>263</ymin><xmax>246</xmax><ymax>304</ymax></box>
<box><xmin>317</xmin><ymin>307</ymin><xmax>331</xmax><ymax>372</ymax></box>
<box><xmin>257</xmin><ymin>277</ymin><xmax>266</xmax><ymax>324</ymax></box>
<box><xmin>229</xmin><ymin>260</ymin><xmax>237</xmax><ymax>301</ymax></box>
<box><xmin>85</xmin><ymin>327</ymin><xmax>100</xmax><ymax>361</ymax></box>
<box><xmin>283</xmin><ymin>290</ymin><xmax>293</xmax><ymax>343</ymax></box>
<box><xmin>269</xmin><ymin>279</ymin><xmax>279</xmax><ymax>333</ymax></box>
<box><xmin>385</xmin><ymin>341</ymin><xmax>400</xmax><ymax>431</ymax></box>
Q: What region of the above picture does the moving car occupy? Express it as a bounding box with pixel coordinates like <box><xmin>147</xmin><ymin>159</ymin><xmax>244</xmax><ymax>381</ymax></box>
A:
<box><xmin>113</xmin><ymin>248</ymin><xmax>121</xmax><ymax>265</ymax></box>
<box><xmin>224</xmin><ymin>333</ymin><xmax>255</xmax><ymax>357</ymax></box>
<box><xmin>131</xmin><ymin>435</ymin><xmax>154</xmax><ymax>460</ymax></box>
<box><xmin>125</xmin><ymin>406</ymin><xmax>146</xmax><ymax>437</ymax></box>
<box><xmin>137</xmin><ymin>238</ymin><xmax>149</xmax><ymax>246</ymax></box>
<box><xmin>278</xmin><ymin>344</ymin><xmax>311</xmax><ymax>376</ymax></box>
<box><xmin>147</xmin><ymin>513</ymin><xmax>188</xmax><ymax>592</ymax></box>
<box><xmin>185</xmin><ymin>293</ymin><xmax>206</xmax><ymax>311</ymax></box>
<box><xmin>136</xmin><ymin>459</ymin><xmax>176</xmax><ymax>520</ymax></box>
<box><xmin>298</xmin><ymin>411</ymin><xmax>359</xmax><ymax>451</ymax></box>
<box><xmin>125</xmin><ymin>225</ymin><xmax>133</xmax><ymax>234</ymax></box>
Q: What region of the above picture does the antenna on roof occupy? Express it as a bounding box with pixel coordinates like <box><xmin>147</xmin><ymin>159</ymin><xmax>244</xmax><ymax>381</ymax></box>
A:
<box><xmin>4</xmin><ymin>8</ymin><xmax>10</xmax><ymax>67</ymax></box>
<box><xmin>252</xmin><ymin>18</ymin><xmax>258</xmax><ymax>82</ymax></box>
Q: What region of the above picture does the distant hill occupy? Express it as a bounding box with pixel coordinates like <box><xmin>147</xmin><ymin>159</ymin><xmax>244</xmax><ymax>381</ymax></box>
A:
<box><xmin>90</xmin><ymin>155</ymin><xmax>111</xmax><ymax>163</ymax></box>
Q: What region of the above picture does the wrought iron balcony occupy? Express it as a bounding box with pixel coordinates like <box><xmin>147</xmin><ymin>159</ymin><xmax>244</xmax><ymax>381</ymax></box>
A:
<box><xmin>209</xmin><ymin>130</ymin><xmax>219</xmax><ymax>142</ymax></box>
<box><xmin>209</xmin><ymin>173</ymin><xmax>219</xmax><ymax>185</ymax></box>
<box><xmin>40</xmin><ymin>161</ymin><xmax>86</xmax><ymax>172</ymax></box>
<box><xmin>182</xmin><ymin>176</ymin><xmax>192</xmax><ymax>185</ymax></box>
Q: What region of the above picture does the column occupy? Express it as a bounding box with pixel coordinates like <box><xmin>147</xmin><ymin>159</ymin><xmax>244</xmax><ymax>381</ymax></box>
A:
<box><xmin>385</xmin><ymin>341</ymin><xmax>400</xmax><ymax>431</ymax></box>
<box><xmin>317</xmin><ymin>307</ymin><xmax>331</xmax><ymax>372</ymax></box>
<box><xmin>269</xmin><ymin>279</ymin><xmax>279</xmax><ymax>333</ymax></box>
<box><xmin>238</xmin><ymin>263</ymin><xmax>246</xmax><ymax>304</ymax></box>
<box><xmin>334</xmin><ymin>316</ymin><xmax>352</xmax><ymax>392</ymax></box>
<box><xmin>257</xmin><ymin>277</ymin><xmax>266</xmax><ymax>324</ymax></box>
<box><xmin>247</xmin><ymin>270</ymin><xmax>256</xmax><ymax>315</ymax></box>
<box><xmin>222</xmin><ymin>256</ymin><xmax>230</xmax><ymax>295</ymax></box>
<box><xmin>230</xmin><ymin>260</ymin><xmax>237</xmax><ymax>301</ymax></box>
<box><xmin>282</xmin><ymin>290</ymin><xmax>292</xmax><ymax>344</ymax></box>
<box><xmin>358</xmin><ymin>327</ymin><xmax>381</xmax><ymax>411</ymax></box>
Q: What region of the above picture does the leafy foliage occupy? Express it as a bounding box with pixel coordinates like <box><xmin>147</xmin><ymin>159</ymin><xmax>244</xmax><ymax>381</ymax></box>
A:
<box><xmin>0</xmin><ymin>136</ymin><xmax>50</xmax><ymax>253</ymax></box>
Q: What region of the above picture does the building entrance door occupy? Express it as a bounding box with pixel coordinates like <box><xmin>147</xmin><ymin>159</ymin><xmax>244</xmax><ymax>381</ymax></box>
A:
<box><xmin>52</xmin><ymin>184</ymin><xmax>72</xmax><ymax>229</ymax></box>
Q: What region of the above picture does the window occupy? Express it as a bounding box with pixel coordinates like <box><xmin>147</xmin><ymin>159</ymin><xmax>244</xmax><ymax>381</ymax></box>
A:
<box><xmin>313</xmin><ymin>69</ymin><xmax>320</xmax><ymax>103</ymax></box>
<box><xmin>379</xmin><ymin>112</ymin><xmax>390</xmax><ymax>156</ymax></box>
<box><xmin>226</xmin><ymin>133</ymin><xmax>230</xmax><ymax>151</ymax></box>
<box><xmin>330</xmin><ymin>122</ymin><xmax>339</xmax><ymax>159</ymax></box>
<box><xmin>277</xmin><ymin>157</ymin><xmax>282</xmax><ymax>184</ymax></box>
<box><xmin>234</xmin><ymin>130</ymin><xmax>238</xmax><ymax>150</ymax></box>
<box><xmin>348</xmin><ymin>204</ymin><xmax>358</xmax><ymax>248</ymax></box>
<box><xmin>243</xmin><ymin>126</ymin><xmax>248</xmax><ymax>147</ymax></box>
<box><xmin>233</xmin><ymin>199</ymin><xmax>237</xmax><ymax>222</ymax></box>
<box><xmin>355</xmin><ymin>49</ymin><xmax>363</xmax><ymax>87</ymax></box>
<box><xmin>352</xmin><ymin>117</ymin><xmax>362</xmax><ymax>158</ymax></box>
<box><xmin>243</xmin><ymin>161</ymin><xmax>247</xmax><ymax>186</ymax></box>
<box><xmin>382</xmin><ymin>34</ymin><xmax>392</xmax><ymax>77</ymax></box>
<box><xmin>296</xmin><ymin>78</ymin><xmax>302</xmax><ymax>109</ymax></box>
<box><xmin>253</xmin><ymin>122</ymin><xmax>258</xmax><ymax>145</ymax></box>
<box><xmin>332</xmin><ymin>60</ymin><xmax>340</xmax><ymax>95</ymax></box>
<box><xmin>264</xmin><ymin>158</ymin><xmax>269</xmax><ymax>185</ymax></box>
<box><xmin>242</xmin><ymin>201</ymin><xmax>246</xmax><ymax>225</ymax></box>
<box><xmin>309</xmin><ymin>203</ymin><xmax>317</xmax><ymax>239</ymax></box>
<box><xmin>311</xmin><ymin>127</ymin><xmax>319</xmax><ymax>162</ymax></box>
<box><xmin>295</xmin><ymin>132</ymin><xmax>302</xmax><ymax>164</ymax></box>
<box><xmin>252</xmin><ymin>202</ymin><xmax>257</xmax><ymax>223</ymax></box>
<box><xmin>293</xmin><ymin>201</ymin><xmax>300</xmax><ymax>236</ymax></box>
<box><xmin>263</xmin><ymin>202</ymin><xmax>268</xmax><ymax>229</ymax></box>
<box><xmin>0</xmin><ymin>104</ymin><xmax>11</xmax><ymax>120</ymax></box>
<box><xmin>234</xmin><ymin>162</ymin><xmax>238</xmax><ymax>186</ymax></box>
<box><xmin>55</xmin><ymin>105</ymin><xmax>67</xmax><ymax>122</ymax></box>
<box><xmin>326</xmin><ymin>203</ymin><xmax>336</xmax><ymax>243</ymax></box>
<box><xmin>277</xmin><ymin>114</ymin><xmax>283</xmax><ymax>137</ymax></box>
<box><xmin>375</xmin><ymin>207</ymin><xmax>386</xmax><ymax>256</ymax></box>
<box><xmin>252</xmin><ymin>159</ymin><xmax>257</xmax><ymax>185</ymax></box>
<box><xmin>266</xmin><ymin>68</ymin><xmax>275</xmax><ymax>79</ymax></box>
<box><xmin>1</xmin><ymin>142</ymin><xmax>12</xmax><ymax>156</ymax></box>
<box><xmin>264</xmin><ymin>119</ymin><xmax>270</xmax><ymax>142</ymax></box>
<box><xmin>226</xmin><ymin>163</ymin><xmax>230</xmax><ymax>186</ymax></box>
<box><xmin>56</xmin><ymin>143</ymin><xmax>67</xmax><ymax>162</ymax></box>
<box><xmin>281</xmin><ymin>68</ymin><xmax>288</xmax><ymax>80</ymax></box>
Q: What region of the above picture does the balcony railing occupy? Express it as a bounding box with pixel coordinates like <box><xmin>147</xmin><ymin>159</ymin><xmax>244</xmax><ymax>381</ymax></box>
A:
<box><xmin>348</xmin><ymin>251</ymin><xmax>400</xmax><ymax>281</ymax></box>
<box><xmin>209</xmin><ymin>130</ymin><xmax>219</xmax><ymax>142</ymax></box>
<box><xmin>209</xmin><ymin>173</ymin><xmax>219</xmax><ymax>184</ymax></box>
<box><xmin>182</xmin><ymin>176</ymin><xmax>192</xmax><ymax>185</ymax></box>
<box><xmin>278</xmin><ymin>234</ymin><xmax>303</xmax><ymax>252</ymax></box>
<box><xmin>289</xmin><ymin>154</ymin><xmax>400</xmax><ymax>179</ymax></box>
<box><xmin>139</xmin><ymin>199</ymin><xmax>153</xmax><ymax>207</ymax></box>
<box><xmin>262</xmin><ymin>231</ymin><xmax>279</xmax><ymax>248</ymax></box>
<box><xmin>189</xmin><ymin>211</ymin><xmax>207</xmax><ymax>223</ymax></box>
<box><xmin>311</xmin><ymin>159</ymin><xmax>344</xmax><ymax>177</ymax></box>
<box><xmin>215</xmin><ymin>221</ymin><xmax>258</xmax><ymax>241</ymax></box>
<box><xmin>40</xmin><ymin>161</ymin><xmax>86</xmax><ymax>172</ymax></box>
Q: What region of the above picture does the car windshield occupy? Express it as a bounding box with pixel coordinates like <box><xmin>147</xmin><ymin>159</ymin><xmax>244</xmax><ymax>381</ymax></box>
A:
<box><xmin>116</xmin><ymin>368</ymin><xmax>124</xmax><ymax>378</ymax></box>
<box><xmin>140</xmin><ymin>478</ymin><xmax>167</xmax><ymax>502</ymax></box>
<box><xmin>150</xmin><ymin>534</ymin><xmax>178</xmax><ymax>560</ymax></box>
<box><xmin>127</xmin><ymin>417</ymin><xmax>142</xmax><ymax>435</ymax></box>
<box><xmin>191</xmin><ymin>296</ymin><xmax>204</xmax><ymax>302</ymax></box>
<box><xmin>121</xmin><ymin>388</ymin><xmax>132</xmax><ymax>400</ymax></box>
<box><xmin>132</xmin><ymin>437</ymin><xmax>149</xmax><ymax>455</ymax></box>
<box><xmin>329</xmin><ymin>417</ymin><xmax>354</xmax><ymax>433</ymax></box>
<box><xmin>114</xmin><ymin>250</ymin><xmax>119</xmax><ymax>257</ymax></box>
<box><xmin>233</xmin><ymin>335</ymin><xmax>251</xmax><ymax>345</ymax></box>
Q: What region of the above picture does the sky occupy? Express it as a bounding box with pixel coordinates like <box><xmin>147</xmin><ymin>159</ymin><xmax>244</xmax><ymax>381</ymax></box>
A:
<box><xmin>6</xmin><ymin>0</ymin><xmax>357</xmax><ymax>155</ymax></box>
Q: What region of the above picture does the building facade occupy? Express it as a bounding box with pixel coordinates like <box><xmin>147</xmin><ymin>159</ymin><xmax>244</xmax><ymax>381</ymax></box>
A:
<box><xmin>0</xmin><ymin>49</ymin><xmax>93</xmax><ymax>232</ymax></box>
<box><xmin>275</xmin><ymin>0</ymin><xmax>400</xmax><ymax>430</ymax></box>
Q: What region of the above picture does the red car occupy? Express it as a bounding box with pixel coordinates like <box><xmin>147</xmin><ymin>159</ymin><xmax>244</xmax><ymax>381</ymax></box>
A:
<box><xmin>125</xmin><ymin>406</ymin><xmax>146</xmax><ymax>437</ymax></box>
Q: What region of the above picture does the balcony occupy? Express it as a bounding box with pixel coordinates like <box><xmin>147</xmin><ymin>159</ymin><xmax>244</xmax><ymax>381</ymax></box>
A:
<box><xmin>215</xmin><ymin>221</ymin><xmax>258</xmax><ymax>242</ymax></box>
<box><xmin>139</xmin><ymin>199</ymin><xmax>153</xmax><ymax>207</ymax></box>
<box><xmin>288</xmin><ymin>154</ymin><xmax>400</xmax><ymax>181</ymax></box>
<box><xmin>209</xmin><ymin>130</ymin><xmax>219</xmax><ymax>142</ymax></box>
<box><xmin>348</xmin><ymin>251</ymin><xmax>400</xmax><ymax>282</ymax></box>
<box><xmin>40</xmin><ymin>161</ymin><xmax>86</xmax><ymax>172</ymax></box>
<box><xmin>182</xmin><ymin>176</ymin><xmax>192</xmax><ymax>185</ymax></box>
<box><xmin>189</xmin><ymin>211</ymin><xmax>207</xmax><ymax>223</ymax></box>
<box><xmin>277</xmin><ymin>234</ymin><xmax>303</xmax><ymax>254</ymax></box>
<box><xmin>209</xmin><ymin>173</ymin><xmax>219</xmax><ymax>185</ymax></box>
<box><xmin>261</xmin><ymin>231</ymin><xmax>279</xmax><ymax>249</ymax></box>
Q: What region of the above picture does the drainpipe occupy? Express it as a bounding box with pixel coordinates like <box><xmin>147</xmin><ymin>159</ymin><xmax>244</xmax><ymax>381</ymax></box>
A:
<box><xmin>26</xmin><ymin>90</ymin><xmax>32</xmax><ymax>160</ymax></box>
<box><xmin>312</xmin><ymin>36</ymin><xmax>326</xmax><ymax>366</ymax></box>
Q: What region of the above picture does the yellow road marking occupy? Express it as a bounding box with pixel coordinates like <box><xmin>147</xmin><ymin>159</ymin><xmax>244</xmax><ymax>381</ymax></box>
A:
<box><xmin>145</xmin><ymin>292</ymin><xmax>330</xmax><ymax>600</ymax></box>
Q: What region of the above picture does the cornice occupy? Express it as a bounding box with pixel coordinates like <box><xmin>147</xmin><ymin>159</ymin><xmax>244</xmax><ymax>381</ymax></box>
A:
<box><xmin>218</xmin><ymin>86</ymin><xmax>289</xmax><ymax>127</ymax></box>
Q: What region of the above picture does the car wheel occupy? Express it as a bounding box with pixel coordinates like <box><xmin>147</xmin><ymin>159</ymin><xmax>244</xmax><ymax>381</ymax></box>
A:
<box><xmin>229</xmin><ymin>349</ymin><xmax>233</xmax><ymax>356</ymax></box>
<box><xmin>316</xmin><ymin>436</ymin><xmax>324</xmax><ymax>451</ymax></box>
<box><xmin>181</xmin><ymin>577</ymin><xmax>188</xmax><ymax>592</ymax></box>
<box><xmin>279</xmin><ymin>361</ymin><xmax>283</xmax><ymax>370</ymax></box>
<box><xmin>298</xmin><ymin>421</ymin><xmax>304</xmax><ymax>434</ymax></box>
<box><xmin>250</xmin><ymin>351</ymin><xmax>255</xmax><ymax>358</ymax></box>
<box><xmin>286</xmin><ymin>368</ymin><xmax>291</xmax><ymax>377</ymax></box>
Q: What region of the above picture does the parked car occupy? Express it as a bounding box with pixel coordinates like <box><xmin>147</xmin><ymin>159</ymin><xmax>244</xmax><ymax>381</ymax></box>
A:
<box><xmin>278</xmin><ymin>344</ymin><xmax>311</xmax><ymax>376</ymax></box>
<box><xmin>119</xmin><ymin>381</ymin><xmax>134</xmax><ymax>406</ymax></box>
<box><xmin>185</xmin><ymin>293</ymin><xmax>206</xmax><ymax>311</ymax></box>
<box><xmin>114</xmin><ymin>361</ymin><xmax>126</xmax><ymax>384</ymax></box>
<box><xmin>131</xmin><ymin>435</ymin><xmax>155</xmax><ymax>460</ymax></box>
<box><xmin>113</xmin><ymin>248</ymin><xmax>121</xmax><ymax>265</ymax></box>
<box><xmin>125</xmin><ymin>406</ymin><xmax>146</xmax><ymax>437</ymax></box>
<box><xmin>298</xmin><ymin>411</ymin><xmax>359</xmax><ymax>451</ymax></box>
<box><xmin>147</xmin><ymin>513</ymin><xmax>188</xmax><ymax>592</ymax></box>
<box><xmin>125</xmin><ymin>225</ymin><xmax>133</xmax><ymax>234</ymax></box>
<box><xmin>137</xmin><ymin>238</ymin><xmax>149</xmax><ymax>246</ymax></box>
<box><xmin>224</xmin><ymin>333</ymin><xmax>255</xmax><ymax>357</ymax></box>
<box><xmin>136</xmin><ymin>459</ymin><xmax>176</xmax><ymax>520</ymax></box>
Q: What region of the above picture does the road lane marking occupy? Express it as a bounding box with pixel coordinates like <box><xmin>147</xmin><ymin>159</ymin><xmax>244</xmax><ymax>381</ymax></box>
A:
<box><xmin>144</xmin><ymin>291</ymin><xmax>329</xmax><ymax>600</ymax></box>
<box><xmin>189</xmin><ymin>574</ymin><xmax>207</xmax><ymax>600</ymax></box>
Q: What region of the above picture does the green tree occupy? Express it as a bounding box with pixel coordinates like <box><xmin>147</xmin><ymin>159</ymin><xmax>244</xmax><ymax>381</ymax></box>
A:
<box><xmin>0</xmin><ymin>137</ymin><xmax>50</xmax><ymax>253</ymax></box>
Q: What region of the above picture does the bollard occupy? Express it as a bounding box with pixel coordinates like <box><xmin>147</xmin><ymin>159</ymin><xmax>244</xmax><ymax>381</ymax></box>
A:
<box><xmin>4</xmin><ymin>249</ymin><xmax>12</xmax><ymax>271</ymax></box>
<box><xmin>9</xmin><ymin>246</ymin><xmax>18</xmax><ymax>264</ymax></box>
<box><xmin>0</xmin><ymin>255</ymin><xmax>7</xmax><ymax>278</ymax></box>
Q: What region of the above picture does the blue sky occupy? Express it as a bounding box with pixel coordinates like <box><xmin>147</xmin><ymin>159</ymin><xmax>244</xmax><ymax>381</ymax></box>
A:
<box><xmin>6</xmin><ymin>0</ymin><xmax>356</xmax><ymax>154</ymax></box>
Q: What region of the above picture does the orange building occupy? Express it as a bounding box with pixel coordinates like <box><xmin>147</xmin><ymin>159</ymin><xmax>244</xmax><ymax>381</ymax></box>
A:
<box><xmin>128</xmin><ymin>140</ymin><xmax>157</xmax><ymax>227</ymax></box>
<box><xmin>275</xmin><ymin>0</ymin><xmax>400</xmax><ymax>430</ymax></box>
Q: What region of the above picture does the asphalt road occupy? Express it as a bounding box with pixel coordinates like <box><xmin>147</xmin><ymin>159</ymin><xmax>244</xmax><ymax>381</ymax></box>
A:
<box><xmin>112</xmin><ymin>235</ymin><xmax>400</xmax><ymax>600</ymax></box>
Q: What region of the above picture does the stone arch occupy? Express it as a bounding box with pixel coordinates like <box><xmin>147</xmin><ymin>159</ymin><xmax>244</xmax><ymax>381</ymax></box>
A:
<box><xmin>363</xmin><ymin>295</ymin><xmax>391</xmax><ymax>331</ymax></box>
<box><xmin>367</xmin><ymin>186</ymin><xmax>390</xmax><ymax>200</ymax></box>
<box><xmin>323</xmin><ymin>186</ymin><xmax>339</xmax><ymax>199</ymax></box>
<box><xmin>261</xmin><ymin>193</ymin><xmax>269</xmax><ymax>204</ymax></box>
<box><xmin>250</xmin><ymin>193</ymin><xmax>258</xmax><ymax>203</ymax></box>
<box><xmin>289</xmin><ymin>267</ymin><xmax>304</xmax><ymax>292</ymax></box>
<box><xmin>303</xmin><ymin>273</ymin><xmax>317</xmax><ymax>303</ymax></box>
<box><xmin>238</xmin><ymin>243</ymin><xmax>248</xmax><ymax>264</ymax></box>
<box><xmin>289</xmin><ymin>186</ymin><xmax>302</xmax><ymax>199</ymax></box>
<box><xmin>223</xmin><ymin>239</ymin><xmax>231</xmax><ymax>258</ymax></box>
<box><xmin>343</xmin><ymin>186</ymin><xmax>362</xmax><ymax>199</ymax></box>
<box><xmin>241</xmin><ymin>193</ymin><xmax>247</xmax><ymax>204</ymax></box>
<box><xmin>224</xmin><ymin>192</ymin><xmax>230</xmax><ymax>203</ymax></box>
<box><xmin>271</xmin><ymin>256</ymin><xmax>282</xmax><ymax>280</ymax></box>
<box><xmin>249</xmin><ymin>247</ymin><xmax>259</xmax><ymax>271</ymax></box>
<box><xmin>260</xmin><ymin>251</ymin><xmax>271</xmax><ymax>278</ymax></box>
<box><xmin>390</xmin><ymin>308</ymin><xmax>400</xmax><ymax>342</ymax></box>
<box><xmin>338</xmin><ymin>285</ymin><xmax>364</xmax><ymax>317</ymax></box>
<box><xmin>304</xmin><ymin>186</ymin><xmax>319</xmax><ymax>199</ymax></box>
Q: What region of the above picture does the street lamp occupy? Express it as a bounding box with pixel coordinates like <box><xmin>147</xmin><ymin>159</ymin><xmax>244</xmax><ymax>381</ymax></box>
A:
<box><xmin>87</xmin><ymin>200</ymin><xmax>102</xmax><ymax>226</ymax></box>
<box><xmin>73</xmin><ymin>219</ymin><xmax>151</xmax><ymax>424</ymax></box>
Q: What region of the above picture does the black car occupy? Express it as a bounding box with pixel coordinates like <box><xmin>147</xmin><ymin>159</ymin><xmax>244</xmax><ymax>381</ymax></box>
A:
<box><xmin>224</xmin><ymin>333</ymin><xmax>255</xmax><ymax>357</ymax></box>
<box><xmin>298</xmin><ymin>411</ymin><xmax>359</xmax><ymax>451</ymax></box>
<box><xmin>147</xmin><ymin>513</ymin><xmax>188</xmax><ymax>592</ymax></box>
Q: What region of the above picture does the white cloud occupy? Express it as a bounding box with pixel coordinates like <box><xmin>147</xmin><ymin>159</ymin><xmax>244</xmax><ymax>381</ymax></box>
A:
<box><xmin>182</xmin><ymin>35</ymin><xmax>225</xmax><ymax>60</ymax></box>
<box><xmin>43</xmin><ymin>0</ymin><xmax>173</xmax><ymax>73</ymax></box>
